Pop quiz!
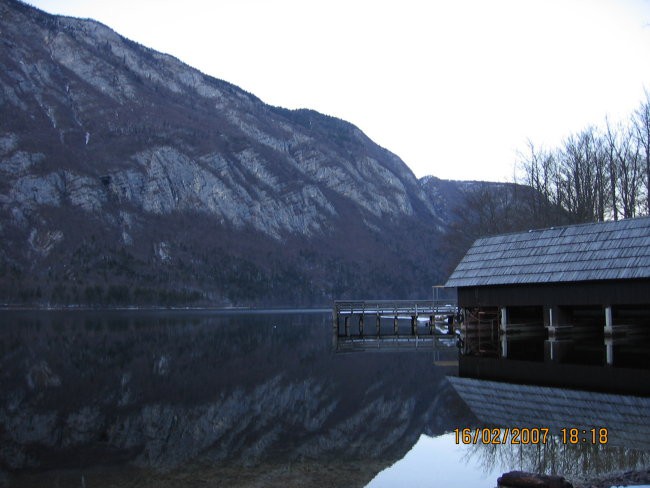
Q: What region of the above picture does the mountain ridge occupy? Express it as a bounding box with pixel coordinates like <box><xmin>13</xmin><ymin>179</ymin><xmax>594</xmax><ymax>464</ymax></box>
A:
<box><xmin>1</xmin><ymin>0</ymin><xmax>511</xmax><ymax>306</ymax></box>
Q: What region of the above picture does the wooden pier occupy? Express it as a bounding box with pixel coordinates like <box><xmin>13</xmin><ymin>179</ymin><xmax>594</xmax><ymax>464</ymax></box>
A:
<box><xmin>333</xmin><ymin>300</ymin><xmax>459</xmax><ymax>350</ymax></box>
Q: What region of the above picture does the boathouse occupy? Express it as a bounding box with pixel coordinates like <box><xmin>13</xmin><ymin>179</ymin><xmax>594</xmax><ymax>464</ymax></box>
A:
<box><xmin>445</xmin><ymin>216</ymin><xmax>650</xmax><ymax>395</ymax></box>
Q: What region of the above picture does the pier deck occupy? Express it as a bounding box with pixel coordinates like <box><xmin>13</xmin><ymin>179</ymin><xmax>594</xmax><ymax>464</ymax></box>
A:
<box><xmin>332</xmin><ymin>300</ymin><xmax>459</xmax><ymax>350</ymax></box>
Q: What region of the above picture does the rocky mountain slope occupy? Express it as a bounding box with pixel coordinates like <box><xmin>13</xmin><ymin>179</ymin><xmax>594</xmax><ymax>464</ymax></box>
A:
<box><xmin>0</xmin><ymin>0</ymin><xmax>517</xmax><ymax>306</ymax></box>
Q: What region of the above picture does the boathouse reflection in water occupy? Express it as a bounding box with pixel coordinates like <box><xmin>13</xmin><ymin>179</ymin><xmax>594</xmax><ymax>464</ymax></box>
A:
<box><xmin>450</xmin><ymin>377</ymin><xmax>650</xmax><ymax>480</ymax></box>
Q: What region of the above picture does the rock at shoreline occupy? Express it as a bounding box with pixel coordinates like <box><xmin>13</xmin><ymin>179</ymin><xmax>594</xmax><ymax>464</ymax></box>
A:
<box><xmin>498</xmin><ymin>471</ymin><xmax>573</xmax><ymax>488</ymax></box>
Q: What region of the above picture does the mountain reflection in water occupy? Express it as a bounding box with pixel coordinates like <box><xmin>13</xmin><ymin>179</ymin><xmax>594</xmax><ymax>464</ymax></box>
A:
<box><xmin>0</xmin><ymin>310</ymin><xmax>472</xmax><ymax>487</ymax></box>
<box><xmin>2</xmin><ymin>310</ymin><xmax>649</xmax><ymax>488</ymax></box>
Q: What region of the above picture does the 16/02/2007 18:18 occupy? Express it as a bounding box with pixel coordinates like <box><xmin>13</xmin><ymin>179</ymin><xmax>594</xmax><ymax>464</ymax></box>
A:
<box><xmin>453</xmin><ymin>427</ymin><xmax>609</xmax><ymax>445</ymax></box>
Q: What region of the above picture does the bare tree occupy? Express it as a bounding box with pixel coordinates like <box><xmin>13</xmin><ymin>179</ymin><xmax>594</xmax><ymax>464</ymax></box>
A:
<box><xmin>517</xmin><ymin>107</ymin><xmax>650</xmax><ymax>224</ymax></box>
<box><xmin>517</xmin><ymin>141</ymin><xmax>561</xmax><ymax>227</ymax></box>
<box><xmin>558</xmin><ymin>129</ymin><xmax>603</xmax><ymax>223</ymax></box>
<box><xmin>633</xmin><ymin>90</ymin><xmax>650</xmax><ymax>215</ymax></box>
<box><xmin>616</xmin><ymin>124</ymin><xmax>642</xmax><ymax>218</ymax></box>
<box><xmin>604</xmin><ymin>118</ymin><xmax>620</xmax><ymax>220</ymax></box>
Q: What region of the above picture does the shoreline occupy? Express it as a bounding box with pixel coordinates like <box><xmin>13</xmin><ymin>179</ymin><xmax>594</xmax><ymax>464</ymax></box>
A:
<box><xmin>0</xmin><ymin>305</ymin><xmax>332</xmax><ymax>313</ymax></box>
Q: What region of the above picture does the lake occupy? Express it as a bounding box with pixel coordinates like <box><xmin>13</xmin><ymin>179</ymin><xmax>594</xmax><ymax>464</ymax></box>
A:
<box><xmin>1</xmin><ymin>310</ymin><xmax>648</xmax><ymax>487</ymax></box>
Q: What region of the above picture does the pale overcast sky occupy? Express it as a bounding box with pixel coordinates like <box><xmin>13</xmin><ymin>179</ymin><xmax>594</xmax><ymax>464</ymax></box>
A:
<box><xmin>26</xmin><ymin>0</ymin><xmax>650</xmax><ymax>182</ymax></box>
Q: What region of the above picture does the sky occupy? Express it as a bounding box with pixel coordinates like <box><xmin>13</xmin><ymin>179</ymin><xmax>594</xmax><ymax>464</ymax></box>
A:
<box><xmin>26</xmin><ymin>0</ymin><xmax>650</xmax><ymax>182</ymax></box>
<box><xmin>366</xmin><ymin>433</ymin><xmax>502</xmax><ymax>488</ymax></box>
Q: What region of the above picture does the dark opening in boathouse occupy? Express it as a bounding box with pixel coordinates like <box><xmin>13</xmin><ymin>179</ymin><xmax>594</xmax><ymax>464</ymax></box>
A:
<box><xmin>445</xmin><ymin>216</ymin><xmax>650</xmax><ymax>395</ymax></box>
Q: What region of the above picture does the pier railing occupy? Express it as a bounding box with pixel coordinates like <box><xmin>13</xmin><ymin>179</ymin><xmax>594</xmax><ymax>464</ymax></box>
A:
<box><xmin>333</xmin><ymin>300</ymin><xmax>458</xmax><ymax>317</ymax></box>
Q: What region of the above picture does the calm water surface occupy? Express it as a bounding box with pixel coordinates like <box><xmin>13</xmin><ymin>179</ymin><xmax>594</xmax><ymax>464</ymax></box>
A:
<box><xmin>0</xmin><ymin>310</ymin><xmax>648</xmax><ymax>487</ymax></box>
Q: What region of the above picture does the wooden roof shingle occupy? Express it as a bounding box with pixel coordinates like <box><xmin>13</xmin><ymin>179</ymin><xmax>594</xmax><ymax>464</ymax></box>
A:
<box><xmin>445</xmin><ymin>216</ymin><xmax>650</xmax><ymax>287</ymax></box>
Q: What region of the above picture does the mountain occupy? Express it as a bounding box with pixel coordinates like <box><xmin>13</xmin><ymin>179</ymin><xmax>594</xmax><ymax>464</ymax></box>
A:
<box><xmin>420</xmin><ymin>175</ymin><xmax>565</xmax><ymax>277</ymax></box>
<box><xmin>0</xmin><ymin>0</ymin><xmax>507</xmax><ymax>306</ymax></box>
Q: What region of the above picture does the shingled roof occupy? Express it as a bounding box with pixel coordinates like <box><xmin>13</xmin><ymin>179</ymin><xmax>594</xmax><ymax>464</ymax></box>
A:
<box><xmin>445</xmin><ymin>216</ymin><xmax>650</xmax><ymax>287</ymax></box>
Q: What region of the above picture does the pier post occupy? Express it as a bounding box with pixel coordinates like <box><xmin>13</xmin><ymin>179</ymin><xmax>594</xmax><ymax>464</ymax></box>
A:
<box><xmin>359</xmin><ymin>314</ymin><xmax>364</xmax><ymax>337</ymax></box>
<box><xmin>394</xmin><ymin>315</ymin><xmax>398</xmax><ymax>335</ymax></box>
<box><xmin>429</xmin><ymin>315</ymin><xmax>435</xmax><ymax>335</ymax></box>
<box><xmin>376</xmin><ymin>313</ymin><xmax>381</xmax><ymax>337</ymax></box>
<box><xmin>411</xmin><ymin>315</ymin><xmax>417</xmax><ymax>337</ymax></box>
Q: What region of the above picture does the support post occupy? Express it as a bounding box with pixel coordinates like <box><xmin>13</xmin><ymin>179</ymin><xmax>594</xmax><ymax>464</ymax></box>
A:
<box><xmin>604</xmin><ymin>306</ymin><xmax>613</xmax><ymax>366</ymax></box>
<box><xmin>545</xmin><ymin>305</ymin><xmax>556</xmax><ymax>362</ymax></box>
<box><xmin>548</xmin><ymin>307</ymin><xmax>555</xmax><ymax>336</ymax></box>
<box><xmin>604</xmin><ymin>306</ymin><xmax>613</xmax><ymax>335</ymax></box>
<box><xmin>359</xmin><ymin>314</ymin><xmax>364</xmax><ymax>337</ymax></box>
<box><xmin>500</xmin><ymin>306</ymin><xmax>508</xmax><ymax>358</ymax></box>
<box><xmin>394</xmin><ymin>315</ymin><xmax>398</xmax><ymax>335</ymax></box>
<box><xmin>500</xmin><ymin>307</ymin><xmax>508</xmax><ymax>332</ymax></box>
<box><xmin>376</xmin><ymin>313</ymin><xmax>381</xmax><ymax>337</ymax></box>
<box><xmin>545</xmin><ymin>307</ymin><xmax>557</xmax><ymax>361</ymax></box>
